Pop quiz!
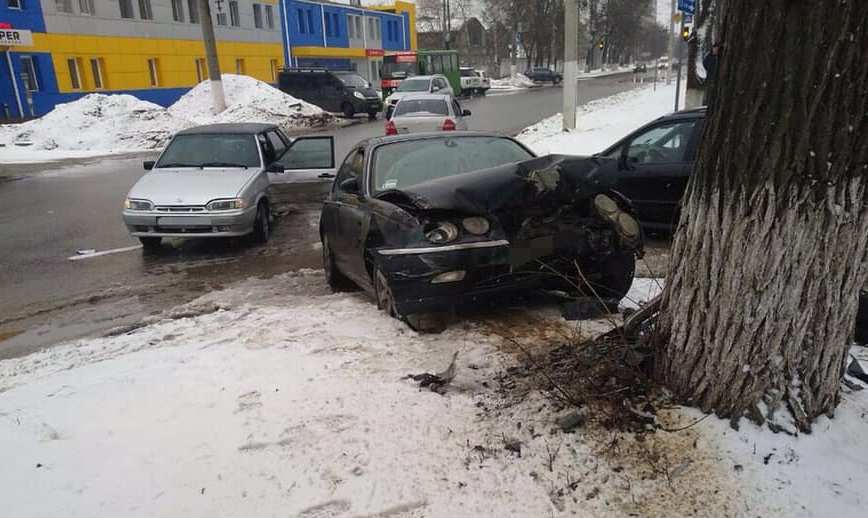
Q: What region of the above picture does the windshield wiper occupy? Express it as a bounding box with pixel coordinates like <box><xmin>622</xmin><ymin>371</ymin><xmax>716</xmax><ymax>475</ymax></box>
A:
<box><xmin>200</xmin><ymin>162</ymin><xmax>249</xmax><ymax>169</ymax></box>
<box><xmin>157</xmin><ymin>162</ymin><xmax>199</xmax><ymax>168</ymax></box>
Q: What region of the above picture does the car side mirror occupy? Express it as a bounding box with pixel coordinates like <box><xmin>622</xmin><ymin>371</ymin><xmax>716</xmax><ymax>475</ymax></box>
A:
<box><xmin>267</xmin><ymin>163</ymin><xmax>285</xmax><ymax>173</ymax></box>
<box><xmin>462</xmin><ymin>109</ymin><xmax>472</xmax><ymax>117</ymax></box>
<box><xmin>143</xmin><ymin>160</ymin><xmax>155</xmax><ymax>170</ymax></box>
<box><xmin>340</xmin><ymin>177</ymin><xmax>360</xmax><ymax>194</ymax></box>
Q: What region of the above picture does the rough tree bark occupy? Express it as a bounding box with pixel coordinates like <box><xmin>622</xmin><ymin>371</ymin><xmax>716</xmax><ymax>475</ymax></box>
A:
<box><xmin>655</xmin><ymin>0</ymin><xmax>868</xmax><ymax>433</ymax></box>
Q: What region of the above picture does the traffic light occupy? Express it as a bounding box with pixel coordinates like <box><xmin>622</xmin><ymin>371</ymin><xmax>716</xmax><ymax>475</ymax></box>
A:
<box><xmin>681</xmin><ymin>25</ymin><xmax>691</xmax><ymax>42</ymax></box>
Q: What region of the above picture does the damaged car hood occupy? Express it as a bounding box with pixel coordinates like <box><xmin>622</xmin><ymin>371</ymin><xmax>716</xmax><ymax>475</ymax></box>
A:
<box><xmin>374</xmin><ymin>154</ymin><xmax>616</xmax><ymax>214</ymax></box>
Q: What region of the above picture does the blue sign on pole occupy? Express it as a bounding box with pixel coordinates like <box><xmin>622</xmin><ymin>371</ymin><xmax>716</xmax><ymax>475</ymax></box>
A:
<box><xmin>678</xmin><ymin>0</ymin><xmax>696</xmax><ymax>15</ymax></box>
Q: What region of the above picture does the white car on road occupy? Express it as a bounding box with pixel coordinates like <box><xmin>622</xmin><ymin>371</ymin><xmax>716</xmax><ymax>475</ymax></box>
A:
<box><xmin>122</xmin><ymin>123</ymin><xmax>335</xmax><ymax>251</ymax></box>
<box><xmin>385</xmin><ymin>94</ymin><xmax>471</xmax><ymax>135</ymax></box>
<box><xmin>383</xmin><ymin>75</ymin><xmax>454</xmax><ymax>118</ymax></box>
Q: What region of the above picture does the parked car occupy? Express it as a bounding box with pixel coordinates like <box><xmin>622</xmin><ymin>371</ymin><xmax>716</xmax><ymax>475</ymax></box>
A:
<box><xmin>459</xmin><ymin>66</ymin><xmax>482</xmax><ymax>96</ymax></box>
<box><xmin>525</xmin><ymin>67</ymin><xmax>563</xmax><ymax>84</ymax></box>
<box><xmin>278</xmin><ymin>67</ymin><xmax>382</xmax><ymax>120</ymax></box>
<box><xmin>319</xmin><ymin>132</ymin><xmax>643</xmax><ymax>330</ymax></box>
<box><xmin>597</xmin><ymin>107</ymin><xmax>706</xmax><ymax>231</ymax></box>
<box><xmin>384</xmin><ymin>75</ymin><xmax>454</xmax><ymax>118</ymax></box>
<box><xmin>385</xmin><ymin>94</ymin><xmax>471</xmax><ymax>135</ymax></box>
<box><xmin>474</xmin><ymin>70</ymin><xmax>491</xmax><ymax>94</ymax></box>
<box><xmin>122</xmin><ymin>123</ymin><xmax>336</xmax><ymax>250</ymax></box>
<box><xmin>633</xmin><ymin>64</ymin><xmax>648</xmax><ymax>73</ymax></box>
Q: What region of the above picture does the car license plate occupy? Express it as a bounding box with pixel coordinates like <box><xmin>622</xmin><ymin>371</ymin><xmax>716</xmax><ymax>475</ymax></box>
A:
<box><xmin>158</xmin><ymin>216</ymin><xmax>211</xmax><ymax>227</ymax></box>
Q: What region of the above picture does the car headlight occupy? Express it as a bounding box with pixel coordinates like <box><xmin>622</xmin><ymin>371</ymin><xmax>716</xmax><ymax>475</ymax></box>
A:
<box><xmin>124</xmin><ymin>198</ymin><xmax>153</xmax><ymax>211</ymax></box>
<box><xmin>461</xmin><ymin>217</ymin><xmax>490</xmax><ymax>235</ymax></box>
<box><xmin>353</xmin><ymin>91</ymin><xmax>365</xmax><ymax>100</ymax></box>
<box><xmin>206</xmin><ymin>198</ymin><xmax>247</xmax><ymax>211</ymax></box>
<box><xmin>424</xmin><ymin>222</ymin><xmax>460</xmax><ymax>244</ymax></box>
<box><xmin>593</xmin><ymin>194</ymin><xmax>640</xmax><ymax>241</ymax></box>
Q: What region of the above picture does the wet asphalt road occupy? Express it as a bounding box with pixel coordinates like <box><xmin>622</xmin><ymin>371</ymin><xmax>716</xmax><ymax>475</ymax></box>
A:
<box><xmin>0</xmin><ymin>74</ymin><xmax>640</xmax><ymax>359</ymax></box>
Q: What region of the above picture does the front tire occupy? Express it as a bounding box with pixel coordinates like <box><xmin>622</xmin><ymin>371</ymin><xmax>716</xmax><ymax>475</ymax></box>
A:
<box><xmin>253</xmin><ymin>202</ymin><xmax>270</xmax><ymax>244</ymax></box>
<box><xmin>374</xmin><ymin>265</ymin><xmax>446</xmax><ymax>332</ymax></box>
<box><xmin>322</xmin><ymin>235</ymin><xmax>355</xmax><ymax>292</ymax></box>
<box><xmin>368</xmin><ymin>111</ymin><xmax>378</xmax><ymax>121</ymax></box>
<box><xmin>577</xmin><ymin>250</ymin><xmax>636</xmax><ymax>304</ymax></box>
<box><xmin>342</xmin><ymin>103</ymin><xmax>356</xmax><ymax>118</ymax></box>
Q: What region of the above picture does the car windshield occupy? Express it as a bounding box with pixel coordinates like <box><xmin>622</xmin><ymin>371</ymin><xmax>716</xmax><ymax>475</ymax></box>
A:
<box><xmin>372</xmin><ymin>137</ymin><xmax>534</xmax><ymax>192</ymax></box>
<box><xmin>397</xmin><ymin>79</ymin><xmax>431</xmax><ymax>92</ymax></box>
<box><xmin>156</xmin><ymin>134</ymin><xmax>260</xmax><ymax>169</ymax></box>
<box><xmin>393</xmin><ymin>99</ymin><xmax>449</xmax><ymax>117</ymax></box>
<box><xmin>337</xmin><ymin>73</ymin><xmax>369</xmax><ymax>88</ymax></box>
<box><xmin>460</xmin><ymin>69</ymin><xmax>476</xmax><ymax>77</ymax></box>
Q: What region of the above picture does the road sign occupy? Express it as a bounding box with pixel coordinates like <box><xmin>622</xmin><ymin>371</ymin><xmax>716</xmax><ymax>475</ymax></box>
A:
<box><xmin>678</xmin><ymin>0</ymin><xmax>696</xmax><ymax>15</ymax></box>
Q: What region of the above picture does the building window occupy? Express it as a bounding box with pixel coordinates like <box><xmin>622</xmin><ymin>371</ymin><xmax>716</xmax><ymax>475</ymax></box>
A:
<box><xmin>147</xmin><ymin>58</ymin><xmax>160</xmax><ymax>87</ymax></box>
<box><xmin>307</xmin><ymin>9</ymin><xmax>314</xmax><ymax>34</ymax></box>
<box><xmin>270</xmin><ymin>59</ymin><xmax>278</xmax><ymax>81</ymax></box>
<box><xmin>119</xmin><ymin>0</ymin><xmax>134</xmax><ymax>18</ymax></box>
<box><xmin>8</xmin><ymin>0</ymin><xmax>23</xmax><ymax>9</ymax></box>
<box><xmin>195</xmin><ymin>58</ymin><xmax>206</xmax><ymax>82</ymax></box>
<box><xmin>229</xmin><ymin>1</ymin><xmax>240</xmax><ymax>27</ymax></box>
<box><xmin>67</xmin><ymin>58</ymin><xmax>82</xmax><ymax>89</ymax></box>
<box><xmin>171</xmin><ymin>0</ymin><xmax>184</xmax><ymax>22</ymax></box>
<box><xmin>138</xmin><ymin>0</ymin><xmax>152</xmax><ymax>20</ymax></box>
<box><xmin>347</xmin><ymin>15</ymin><xmax>354</xmax><ymax>38</ymax></box>
<box><xmin>216</xmin><ymin>12</ymin><xmax>227</xmax><ymax>25</ymax></box>
<box><xmin>56</xmin><ymin>0</ymin><xmax>72</xmax><ymax>13</ymax></box>
<box><xmin>20</xmin><ymin>56</ymin><xmax>39</xmax><ymax>92</ymax></box>
<box><xmin>253</xmin><ymin>4</ymin><xmax>262</xmax><ymax>28</ymax></box>
<box><xmin>265</xmin><ymin>5</ymin><xmax>274</xmax><ymax>29</ymax></box>
<box><xmin>235</xmin><ymin>58</ymin><xmax>245</xmax><ymax>75</ymax></box>
<box><xmin>79</xmin><ymin>0</ymin><xmax>95</xmax><ymax>15</ymax></box>
<box><xmin>90</xmin><ymin>58</ymin><xmax>105</xmax><ymax>89</ymax></box>
<box><xmin>374</xmin><ymin>19</ymin><xmax>380</xmax><ymax>40</ymax></box>
<box><xmin>297</xmin><ymin>9</ymin><xmax>305</xmax><ymax>33</ymax></box>
<box><xmin>355</xmin><ymin>17</ymin><xmax>362</xmax><ymax>38</ymax></box>
<box><xmin>368</xmin><ymin>18</ymin><xmax>374</xmax><ymax>40</ymax></box>
<box><xmin>332</xmin><ymin>13</ymin><xmax>339</xmax><ymax>36</ymax></box>
<box><xmin>188</xmin><ymin>0</ymin><xmax>199</xmax><ymax>23</ymax></box>
<box><xmin>324</xmin><ymin>11</ymin><xmax>331</xmax><ymax>36</ymax></box>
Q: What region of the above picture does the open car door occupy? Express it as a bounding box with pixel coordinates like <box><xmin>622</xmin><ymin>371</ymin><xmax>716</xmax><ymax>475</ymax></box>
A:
<box><xmin>272</xmin><ymin>136</ymin><xmax>337</xmax><ymax>183</ymax></box>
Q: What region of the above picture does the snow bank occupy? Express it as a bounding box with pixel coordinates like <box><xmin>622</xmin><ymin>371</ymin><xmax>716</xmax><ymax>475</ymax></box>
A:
<box><xmin>0</xmin><ymin>74</ymin><xmax>334</xmax><ymax>163</ymax></box>
<box><xmin>517</xmin><ymin>81</ymin><xmax>686</xmax><ymax>156</ymax></box>
<box><xmin>490</xmin><ymin>73</ymin><xmax>536</xmax><ymax>90</ymax></box>
<box><xmin>0</xmin><ymin>94</ymin><xmax>189</xmax><ymax>157</ymax></box>
<box><xmin>168</xmin><ymin>73</ymin><xmax>328</xmax><ymax>127</ymax></box>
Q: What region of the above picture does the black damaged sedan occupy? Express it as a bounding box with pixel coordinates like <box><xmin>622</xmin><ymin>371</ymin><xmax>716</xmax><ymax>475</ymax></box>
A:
<box><xmin>320</xmin><ymin>132</ymin><xmax>643</xmax><ymax>330</ymax></box>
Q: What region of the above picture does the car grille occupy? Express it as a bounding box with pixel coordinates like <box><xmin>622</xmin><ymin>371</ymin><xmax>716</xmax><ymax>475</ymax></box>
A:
<box><xmin>154</xmin><ymin>205</ymin><xmax>206</xmax><ymax>213</ymax></box>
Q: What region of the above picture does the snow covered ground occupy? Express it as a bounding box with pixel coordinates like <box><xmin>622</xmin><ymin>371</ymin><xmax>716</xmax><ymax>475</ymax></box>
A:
<box><xmin>0</xmin><ymin>75</ymin><xmax>331</xmax><ymax>164</ymax></box>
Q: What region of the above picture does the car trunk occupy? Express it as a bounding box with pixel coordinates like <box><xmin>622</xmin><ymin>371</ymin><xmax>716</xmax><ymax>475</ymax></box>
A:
<box><xmin>392</xmin><ymin>115</ymin><xmax>452</xmax><ymax>134</ymax></box>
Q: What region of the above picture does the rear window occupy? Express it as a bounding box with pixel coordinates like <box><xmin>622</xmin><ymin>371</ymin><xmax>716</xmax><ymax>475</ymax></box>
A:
<box><xmin>394</xmin><ymin>99</ymin><xmax>449</xmax><ymax>117</ymax></box>
<box><xmin>372</xmin><ymin>136</ymin><xmax>534</xmax><ymax>192</ymax></box>
<box><xmin>460</xmin><ymin>69</ymin><xmax>476</xmax><ymax>77</ymax></box>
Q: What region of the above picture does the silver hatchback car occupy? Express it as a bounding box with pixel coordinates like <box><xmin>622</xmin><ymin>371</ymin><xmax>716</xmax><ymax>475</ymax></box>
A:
<box><xmin>122</xmin><ymin>123</ymin><xmax>335</xmax><ymax>250</ymax></box>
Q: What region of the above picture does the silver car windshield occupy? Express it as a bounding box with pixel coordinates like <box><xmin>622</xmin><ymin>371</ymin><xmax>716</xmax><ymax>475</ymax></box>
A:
<box><xmin>156</xmin><ymin>134</ymin><xmax>261</xmax><ymax>169</ymax></box>
<box><xmin>372</xmin><ymin>137</ymin><xmax>533</xmax><ymax>192</ymax></box>
<box><xmin>396</xmin><ymin>79</ymin><xmax>431</xmax><ymax>92</ymax></box>
<box><xmin>393</xmin><ymin>99</ymin><xmax>449</xmax><ymax>117</ymax></box>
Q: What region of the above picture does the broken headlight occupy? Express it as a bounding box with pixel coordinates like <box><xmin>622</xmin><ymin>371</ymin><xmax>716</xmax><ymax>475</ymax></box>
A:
<box><xmin>461</xmin><ymin>217</ymin><xmax>490</xmax><ymax>236</ymax></box>
<box><xmin>424</xmin><ymin>222</ymin><xmax>460</xmax><ymax>244</ymax></box>
<box><xmin>593</xmin><ymin>194</ymin><xmax>641</xmax><ymax>242</ymax></box>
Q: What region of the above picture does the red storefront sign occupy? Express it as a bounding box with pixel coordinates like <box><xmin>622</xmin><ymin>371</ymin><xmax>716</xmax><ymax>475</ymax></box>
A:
<box><xmin>365</xmin><ymin>49</ymin><xmax>384</xmax><ymax>57</ymax></box>
<box><xmin>0</xmin><ymin>22</ymin><xmax>12</xmax><ymax>29</ymax></box>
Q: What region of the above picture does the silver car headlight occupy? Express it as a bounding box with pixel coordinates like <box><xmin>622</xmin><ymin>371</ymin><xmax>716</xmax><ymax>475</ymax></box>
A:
<box><xmin>425</xmin><ymin>222</ymin><xmax>460</xmax><ymax>244</ymax></box>
<box><xmin>594</xmin><ymin>194</ymin><xmax>640</xmax><ymax>241</ymax></box>
<box><xmin>353</xmin><ymin>91</ymin><xmax>365</xmax><ymax>100</ymax></box>
<box><xmin>461</xmin><ymin>217</ymin><xmax>490</xmax><ymax>235</ymax></box>
<box><xmin>124</xmin><ymin>198</ymin><xmax>153</xmax><ymax>211</ymax></box>
<box><xmin>206</xmin><ymin>198</ymin><xmax>247</xmax><ymax>211</ymax></box>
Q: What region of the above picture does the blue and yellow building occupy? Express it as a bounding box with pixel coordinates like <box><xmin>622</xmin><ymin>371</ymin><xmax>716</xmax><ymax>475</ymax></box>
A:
<box><xmin>0</xmin><ymin>0</ymin><xmax>415</xmax><ymax>119</ymax></box>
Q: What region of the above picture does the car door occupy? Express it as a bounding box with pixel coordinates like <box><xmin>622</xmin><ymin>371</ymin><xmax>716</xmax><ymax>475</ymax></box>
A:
<box><xmin>614</xmin><ymin>118</ymin><xmax>700</xmax><ymax>227</ymax></box>
<box><xmin>272</xmin><ymin>135</ymin><xmax>336</xmax><ymax>183</ymax></box>
<box><xmin>324</xmin><ymin>147</ymin><xmax>370</xmax><ymax>284</ymax></box>
<box><xmin>452</xmin><ymin>98</ymin><xmax>469</xmax><ymax>130</ymax></box>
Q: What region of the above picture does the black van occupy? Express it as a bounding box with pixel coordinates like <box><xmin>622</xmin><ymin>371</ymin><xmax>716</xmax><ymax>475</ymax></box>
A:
<box><xmin>278</xmin><ymin>68</ymin><xmax>383</xmax><ymax>120</ymax></box>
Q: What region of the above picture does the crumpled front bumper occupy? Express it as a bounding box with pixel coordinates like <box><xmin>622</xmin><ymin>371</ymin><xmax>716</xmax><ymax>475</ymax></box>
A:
<box><xmin>122</xmin><ymin>206</ymin><xmax>258</xmax><ymax>238</ymax></box>
<box><xmin>376</xmin><ymin>240</ymin><xmax>548</xmax><ymax>315</ymax></box>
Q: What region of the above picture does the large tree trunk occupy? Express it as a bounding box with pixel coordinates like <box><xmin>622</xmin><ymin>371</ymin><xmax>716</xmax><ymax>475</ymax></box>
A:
<box><xmin>655</xmin><ymin>0</ymin><xmax>868</xmax><ymax>433</ymax></box>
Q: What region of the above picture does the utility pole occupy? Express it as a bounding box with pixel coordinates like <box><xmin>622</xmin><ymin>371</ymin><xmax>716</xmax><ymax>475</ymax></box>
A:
<box><xmin>667</xmin><ymin>0</ymin><xmax>676</xmax><ymax>84</ymax></box>
<box><xmin>562</xmin><ymin>0</ymin><xmax>578</xmax><ymax>130</ymax></box>
<box><xmin>199</xmin><ymin>0</ymin><xmax>226</xmax><ymax>112</ymax></box>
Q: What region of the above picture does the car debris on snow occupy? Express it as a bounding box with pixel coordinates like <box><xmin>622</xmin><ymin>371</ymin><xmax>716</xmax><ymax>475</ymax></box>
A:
<box><xmin>404</xmin><ymin>351</ymin><xmax>459</xmax><ymax>394</ymax></box>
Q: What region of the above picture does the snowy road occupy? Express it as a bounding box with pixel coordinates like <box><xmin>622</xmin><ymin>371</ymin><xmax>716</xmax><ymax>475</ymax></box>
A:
<box><xmin>0</xmin><ymin>74</ymin><xmax>639</xmax><ymax>359</ymax></box>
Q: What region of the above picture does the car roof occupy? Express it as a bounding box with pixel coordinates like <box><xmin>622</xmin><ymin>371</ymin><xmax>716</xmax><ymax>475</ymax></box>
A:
<box><xmin>394</xmin><ymin>93</ymin><xmax>453</xmax><ymax>102</ymax></box>
<box><xmin>361</xmin><ymin>131</ymin><xmax>517</xmax><ymax>148</ymax></box>
<box><xmin>176</xmin><ymin>123</ymin><xmax>278</xmax><ymax>135</ymax></box>
<box><xmin>403</xmin><ymin>75</ymin><xmax>441</xmax><ymax>81</ymax></box>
